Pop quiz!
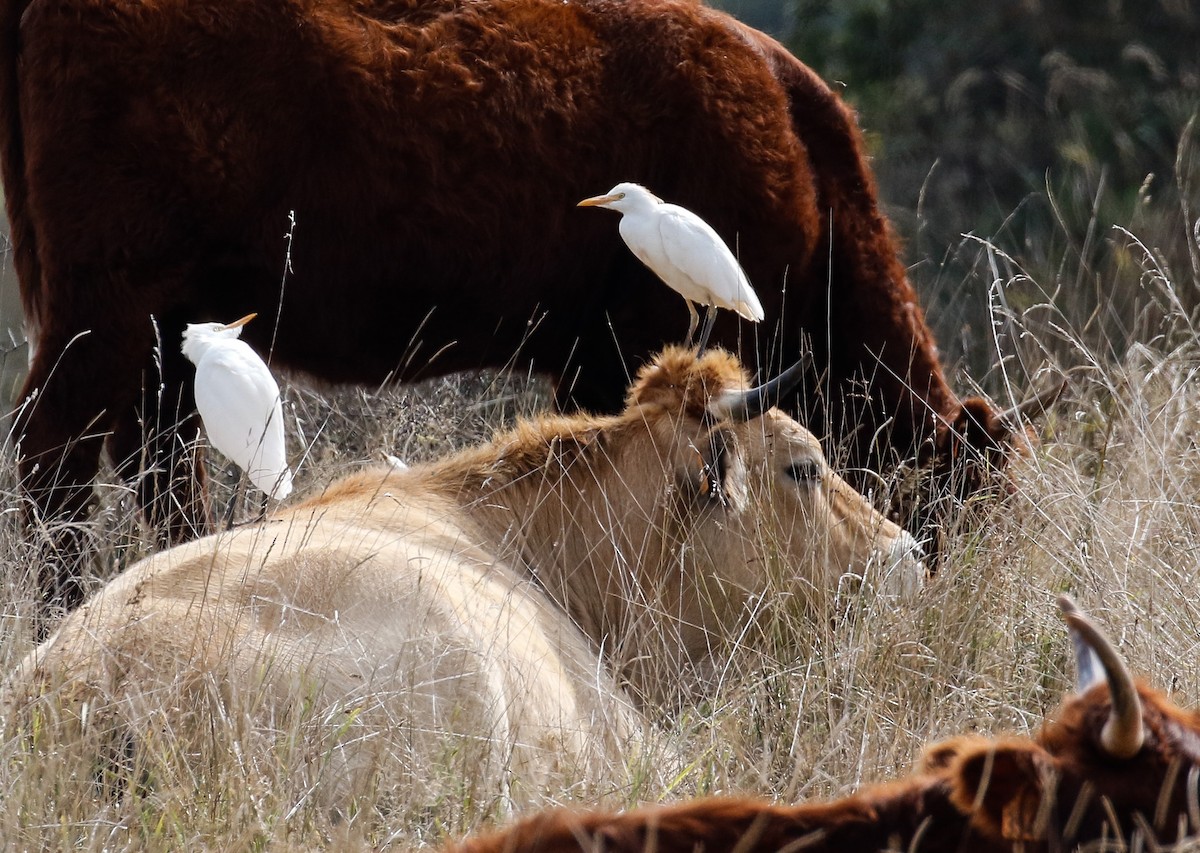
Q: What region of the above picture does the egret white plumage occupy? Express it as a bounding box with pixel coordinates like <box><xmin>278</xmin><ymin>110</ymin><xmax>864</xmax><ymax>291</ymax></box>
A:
<box><xmin>578</xmin><ymin>182</ymin><xmax>764</xmax><ymax>350</ymax></box>
<box><xmin>181</xmin><ymin>313</ymin><xmax>293</xmax><ymax>500</ymax></box>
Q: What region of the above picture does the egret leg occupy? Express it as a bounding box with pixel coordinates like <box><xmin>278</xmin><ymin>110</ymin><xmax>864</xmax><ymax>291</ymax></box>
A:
<box><xmin>695</xmin><ymin>306</ymin><xmax>718</xmax><ymax>355</ymax></box>
<box><xmin>254</xmin><ymin>490</ymin><xmax>269</xmax><ymax>523</ymax></box>
<box><xmin>684</xmin><ymin>301</ymin><xmax>700</xmax><ymax>347</ymax></box>
<box><xmin>223</xmin><ymin>473</ymin><xmax>244</xmax><ymax>531</ymax></box>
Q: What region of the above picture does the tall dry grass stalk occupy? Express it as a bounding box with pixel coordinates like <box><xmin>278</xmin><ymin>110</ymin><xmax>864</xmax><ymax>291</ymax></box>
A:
<box><xmin>1</xmin><ymin>227</ymin><xmax>1199</xmax><ymax>850</ymax></box>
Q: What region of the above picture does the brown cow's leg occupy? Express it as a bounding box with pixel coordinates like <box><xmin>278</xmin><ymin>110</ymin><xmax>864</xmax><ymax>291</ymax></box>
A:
<box><xmin>14</xmin><ymin>313</ymin><xmax>212</xmax><ymax>620</ymax></box>
<box><xmin>13</xmin><ymin>326</ymin><xmax>129</xmax><ymax>615</ymax></box>
<box><xmin>106</xmin><ymin>348</ymin><xmax>213</xmax><ymax>546</ymax></box>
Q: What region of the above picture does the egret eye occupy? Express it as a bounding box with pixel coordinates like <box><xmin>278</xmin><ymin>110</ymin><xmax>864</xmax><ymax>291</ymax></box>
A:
<box><xmin>785</xmin><ymin>459</ymin><xmax>822</xmax><ymax>485</ymax></box>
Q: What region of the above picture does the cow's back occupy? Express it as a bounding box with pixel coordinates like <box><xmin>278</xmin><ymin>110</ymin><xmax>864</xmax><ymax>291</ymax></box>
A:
<box><xmin>3</xmin><ymin>491</ymin><xmax>646</xmax><ymax>805</ymax></box>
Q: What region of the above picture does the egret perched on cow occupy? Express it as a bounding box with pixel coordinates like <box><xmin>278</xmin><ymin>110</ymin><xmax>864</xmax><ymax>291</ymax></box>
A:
<box><xmin>181</xmin><ymin>313</ymin><xmax>293</xmax><ymax>500</ymax></box>
<box><xmin>578</xmin><ymin>182</ymin><xmax>764</xmax><ymax>350</ymax></box>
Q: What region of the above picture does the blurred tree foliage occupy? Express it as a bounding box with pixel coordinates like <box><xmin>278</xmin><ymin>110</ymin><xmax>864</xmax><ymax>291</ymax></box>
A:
<box><xmin>782</xmin><ymin>0</ymin><xmax>1200</xmax><ymax>370</ymax></box>
<box><xmin>790</xmin><ymin>0</ymin><xmax>1195</xmax><ymax>224</ymax></box>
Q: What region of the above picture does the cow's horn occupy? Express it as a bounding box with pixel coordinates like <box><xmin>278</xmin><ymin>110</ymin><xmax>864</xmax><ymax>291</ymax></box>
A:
<box><xmin>999</xmin><ymin>376</ymin><xmax>1067</xmax><ymax>422</ymax></box>
<box><xmin>1057</xmin><ymin>594</ymin><xmax>1144</xmax><ymax>759</ymax></box>
<box><xmin>712</xmin><ymin>356</ymin><xmax>809</xmax><ymax>423</ymax></box>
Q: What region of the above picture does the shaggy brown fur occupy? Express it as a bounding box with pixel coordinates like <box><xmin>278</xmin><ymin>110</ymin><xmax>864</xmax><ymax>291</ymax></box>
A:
<box><xmin>2</xmin><ymin>0</ymin><xmax>1001</xmax><ymax>606</ymax></box>
<box><xmin>449</xmin><ymin>608</ymin><xmax>1200</xmax><ymax>853</ymax></box>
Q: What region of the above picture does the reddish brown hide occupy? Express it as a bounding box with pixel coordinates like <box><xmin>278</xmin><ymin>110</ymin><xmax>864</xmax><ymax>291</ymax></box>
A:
<box><xmin>448</xmin><ymin>781</ymin><xmax>974</xmax><ymax>853</ymax></box>
<box><xmin>448</xmin><ymin>597</ymin><xmax>1200</xmax><ymax>853</ymax></box>
<box><xmin>1</xmin><ymin>0</ymin><xmax>1006</xmax><ymax>607</ymax></box>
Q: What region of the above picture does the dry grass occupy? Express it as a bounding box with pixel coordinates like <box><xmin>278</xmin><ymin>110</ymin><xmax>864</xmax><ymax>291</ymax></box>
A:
<box><xmin>1</xmin><ymin>233</ymin><xmax>1200</xmax><ymax>851</ymax></box>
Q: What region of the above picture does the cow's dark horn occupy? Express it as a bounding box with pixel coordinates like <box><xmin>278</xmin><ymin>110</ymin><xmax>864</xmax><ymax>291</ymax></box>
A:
<box><xmin>1000</xmin><ymin>376</ymin><xmax>1067</xmax><ymax>423</ymax></box>
<box><xmin>1057</xmin><ymin>594</ymin><xmax>1144</xmax><ymax>759</ymax></box>
<box><xmin>712</xmin><ymin>356</ymin><xmax>808</xmax><ymax>423</ymax></box>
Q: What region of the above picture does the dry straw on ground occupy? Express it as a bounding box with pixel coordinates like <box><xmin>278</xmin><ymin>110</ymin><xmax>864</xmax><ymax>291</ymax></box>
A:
<box><xmin>1</xmin><ymin>231</ymin><xmax>1199</xmax><ymax>851</ymax></box>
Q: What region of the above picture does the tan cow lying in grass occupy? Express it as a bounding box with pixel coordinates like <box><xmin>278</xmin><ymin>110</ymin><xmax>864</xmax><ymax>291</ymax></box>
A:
<box><xmin>450</xmin><ymin>595</ymin><xmax>1200</xmax><ymax>853</ymax></box>
<box><xmin>3</xmin><ymin>347</ymin><xmax>922</xmax><ymax>806</ymax></box>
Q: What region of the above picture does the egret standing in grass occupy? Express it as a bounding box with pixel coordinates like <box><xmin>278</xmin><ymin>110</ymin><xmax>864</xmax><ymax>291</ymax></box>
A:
<box><xmin>578</xmin><ymin>182</ymin><xmax>764</xmax><ymax>351</ymax></box>
<box><xmin>181</xmin><ymin>313</ymin><xmax>293</xmax><ymax>501</ymax></box>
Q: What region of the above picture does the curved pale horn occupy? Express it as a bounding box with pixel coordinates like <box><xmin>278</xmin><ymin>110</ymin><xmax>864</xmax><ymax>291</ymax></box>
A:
<box><xmin>999</xmin><ymin>376</ymin><xmax>1067</xmax><ymax>422</ymax></box>
<box><xmin>710</xmin><ymin>355</ymin><xmax>809</xmax><ymax>423</ymax></box>
<box><xmin>1057</xmin><ymin>594</ymin><xmax>1144</xmax><ymax>759</ymax></box>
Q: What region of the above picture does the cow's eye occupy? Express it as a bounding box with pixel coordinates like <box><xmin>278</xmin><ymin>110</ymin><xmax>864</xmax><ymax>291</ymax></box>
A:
<box><xmin>785</xmin><ymin>459</ymin><xmax>822</xmax><ymax>484</ymax></box>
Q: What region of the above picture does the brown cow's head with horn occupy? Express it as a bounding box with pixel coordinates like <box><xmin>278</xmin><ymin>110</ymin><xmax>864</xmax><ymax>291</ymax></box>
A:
<box><xmin>893</xmin><ymin>378</ymin><xmax>1066</xmax><ymax>564</ymax></box>
<box><xmin>936</xmin><ymin>594</ymin><xmax>1198</xmax><ymax>848</ymax></box>
<box><xmin>446</xmin><ymin>596</ymin><xmax>1200</xmax><ymax>853</ymax></box>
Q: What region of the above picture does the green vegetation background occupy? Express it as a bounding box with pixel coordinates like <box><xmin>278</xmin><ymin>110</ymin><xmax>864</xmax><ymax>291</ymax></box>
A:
<box><xmin>712</xmin><ymin>0</ymin><xmax>1200</xmax><ymax>382</ymax></box>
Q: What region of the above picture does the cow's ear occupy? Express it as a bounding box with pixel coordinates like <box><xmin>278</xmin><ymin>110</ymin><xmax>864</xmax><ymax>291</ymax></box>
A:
<box><xmin>947</xmin><ymin>740</ymin><xmax>1053</xmax><ymax>842</ymax></box>
<box><xmin>919</xmin><ymin>735</ymin><xmax>991</xmax><ymax>772</ymax></box>
<box><xmin>682</xmin><ymin>426</ymin><xmax>735</xmax><ymax>507</ymax></box>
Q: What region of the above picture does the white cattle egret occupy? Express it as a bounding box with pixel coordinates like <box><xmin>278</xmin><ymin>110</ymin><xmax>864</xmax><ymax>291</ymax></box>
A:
<box><xmin>578</xmin><ymin>182</ymin><xmax>764</xmax><ymax>350</ymax></box>
<box><xmin>181</xmin><ymin>313</ymin><xmax>293</xmax><ymax>500</ymax></box>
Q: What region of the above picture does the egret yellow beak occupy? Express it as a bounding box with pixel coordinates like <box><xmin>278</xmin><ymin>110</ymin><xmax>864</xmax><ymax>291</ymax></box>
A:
<box><xmin>222</xmin><ymin>313</ymin><xmax>258</xmax><ymax>330</ymax></box>
<box><xmin>577</xmin><ymin>193</ymin><xmax>621</xmax><ymax>207</ymax></box>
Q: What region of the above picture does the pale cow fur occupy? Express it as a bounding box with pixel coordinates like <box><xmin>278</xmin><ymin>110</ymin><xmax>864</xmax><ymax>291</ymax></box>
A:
<box><xmin>4</xmin><ymin>348</ymin><xmax>922</xmax><ymax>804</ymax></box>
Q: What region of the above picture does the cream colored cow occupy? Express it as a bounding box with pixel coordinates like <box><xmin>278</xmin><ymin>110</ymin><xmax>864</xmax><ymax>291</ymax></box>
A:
<box><xmin>4</xmin><ymin>347</ymin><xmax>923</xmax><ymax>808</ymax></box>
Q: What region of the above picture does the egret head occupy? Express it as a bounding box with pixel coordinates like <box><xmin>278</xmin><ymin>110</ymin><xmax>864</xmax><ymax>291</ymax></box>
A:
<box><xmin>181</xmin><ymin>313</ymin><xmax>257</xmax><ymax>363</ymax></box>
<box><xmin>577</xmin><ymin>182</ymin><xmax>662</xmax><ymax>213</ymax></box>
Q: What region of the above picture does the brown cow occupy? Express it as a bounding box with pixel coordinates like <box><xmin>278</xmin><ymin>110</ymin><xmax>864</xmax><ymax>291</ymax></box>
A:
<box><xmin>3</xmin><ymin>348</ymin><xmax>924</xmax><ymax>807</ymax></box>
<box><xmin>448</xmin><ymin>595</ymin><xmax>1200</xmax><ymax>853</ymax></box>
<box><xmin>1</xmin><ymin>0</ymin><xmax>1009</xmax><ymax>608</ymax></box>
